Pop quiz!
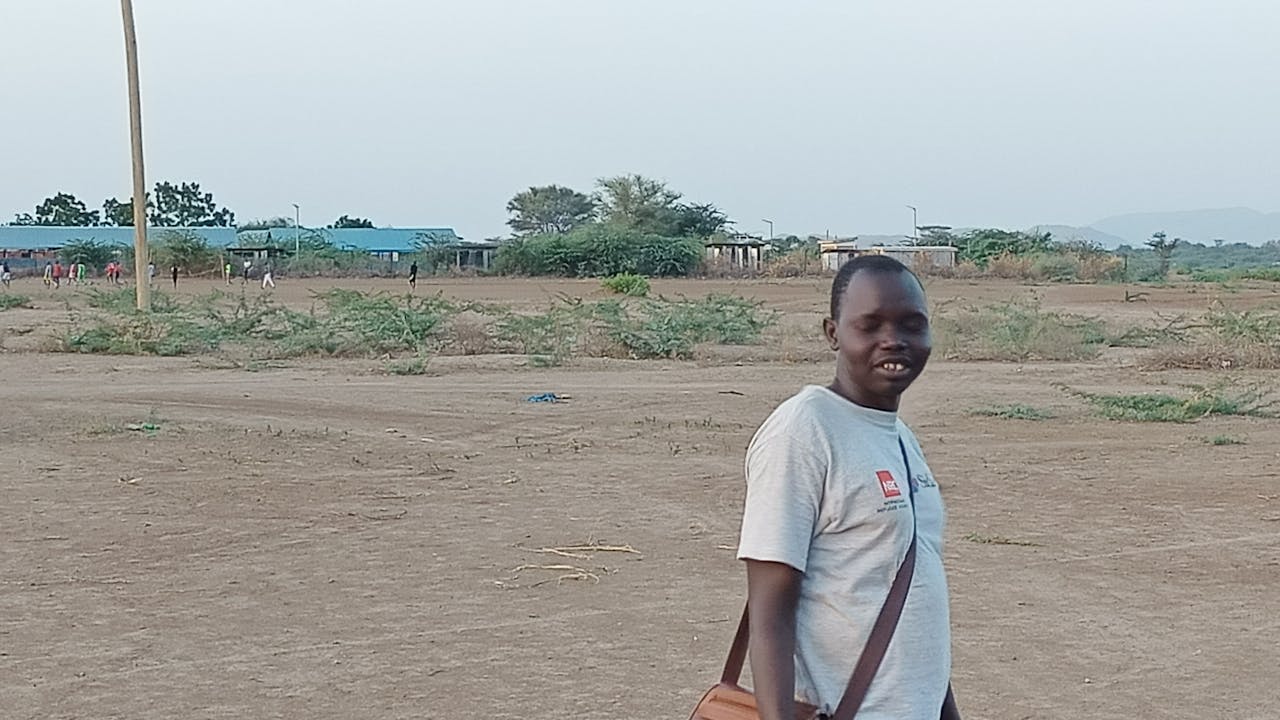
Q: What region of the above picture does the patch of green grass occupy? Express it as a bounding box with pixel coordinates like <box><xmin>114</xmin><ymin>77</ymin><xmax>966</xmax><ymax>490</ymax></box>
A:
<box><xmin>59</xmin><ymin>287</ymin><xmax>777</xmax><ymax>363</ymax></box>
<box><xmin>601</xmin><ymin>272</ymin><xmax>650</xmax><ymax>297</ymax></box>
<box><xmin>600</xmin><ymin>294</ymin><xmax>777</xmax><ymax>359</ymax></box>
<box><xmin>1063</xmin><ymin>383</ymin><xmax>1277</xmax><ymax>422</ymax></box>
<box><xmin>933</xmin><ymin>299</ymin><xmax>1107</xmax><ymax>362</ymax></box>
<box><xmin>963</xmin><ymin>532</ymin><xmax>1041</xmax><ymax>547</ymax></box>
<box><xmin>385</xmin><ymin>354</ymin><xmax>430</xmax><ymax>375</ymax></box>
<box><xmin>969</xmin><ymin>404</ymin><xmax>1055</xmax><ymax>420</ymax></box>
<box><xmin>1202</xmin><ymin>435</ymin><xmax>1246</xmax><ymax>446</ymax></box>
<box><xmin>0</xmin><ymin>293</ymin><xmax>31</xmax><ymax>311</ymax></box>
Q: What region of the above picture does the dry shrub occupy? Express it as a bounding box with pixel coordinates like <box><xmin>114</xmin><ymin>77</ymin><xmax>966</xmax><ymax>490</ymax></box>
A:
<box><xmin>762</xmin><ymin>247</ymin><xmax>824</xmax><ymax>278</ymax></box>
<box><xmin>951</xmin><ymin>260</ymin><xmax>983</xmax><ymax>279</ymax></box>
<box><xmin>445</xmin><ymin>313</ymin><xmax>496</xmax><ymax>355</ymax></box>
<box><xmin>700</xmin><ymin>255</ymin><xmax>758</xmax><ymax>279</ymax></box>
<box><xmin>1139</xmin><ymin>343</ymin><xmax>1280</xmax><ymax>371</ymax></box>
<box><xmin>1077</xmin><ymin>253</ymin><xmax>1124</xmax><ymax>282</ymax></box>
<box><xmin>986</xmin><ymin>252</ymin><xmax>1037</xmax><ymax>279</ymax></box>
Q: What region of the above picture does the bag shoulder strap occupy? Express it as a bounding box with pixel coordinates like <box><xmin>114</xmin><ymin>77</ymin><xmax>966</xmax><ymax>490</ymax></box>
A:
<box><xmin>722</xmin><ymin>437</ymin><xmax>919</xmax><ymax>720</ymax></box>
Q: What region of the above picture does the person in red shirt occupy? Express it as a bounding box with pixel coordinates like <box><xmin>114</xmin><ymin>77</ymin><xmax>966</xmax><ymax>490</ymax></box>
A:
<box><xmin>51</xmin><ymin>261</ymin><xmax>63</xmax><ymax>288</ymax></box>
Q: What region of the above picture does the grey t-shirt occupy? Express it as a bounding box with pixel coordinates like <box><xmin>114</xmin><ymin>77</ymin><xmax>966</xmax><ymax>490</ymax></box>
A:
<box><xmin>737</xmin><ymin>385</ymin><xmax>951</xmax><ymax>718</ymax></box>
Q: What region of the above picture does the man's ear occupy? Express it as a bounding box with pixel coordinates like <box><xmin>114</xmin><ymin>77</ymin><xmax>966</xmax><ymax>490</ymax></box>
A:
<box><xmin>822</xmin><ymin>317</ymin><xmax>838</xmax><ymax>350</ymax></box>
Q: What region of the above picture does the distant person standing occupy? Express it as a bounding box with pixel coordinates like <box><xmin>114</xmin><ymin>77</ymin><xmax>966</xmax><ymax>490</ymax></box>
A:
<box><xmin>261</xmin><ymin>262</ymin><xmax>275</xmax><ymax>289</ymax></box>
<box><xmin>76</xmin><ymin>262</ymin><xmax>86</xmax><ymax>284</ymax></box>
<box><xmin>43</xmin><ymin>262</ymin><xmax>53</xmax><ymax>287</ymax></box>
<box><xmin>147</xmin><ymin>261</ymin><xmax>156</xmax><ymax>288</ymax></box>
<box><xmin>1</xmin><ymin>259</ymin><xmax>11</xmax><ymax>287</ymax></box>
<box><xmin>223</xmin><ymin>261</ymin><xmax>233</xmax><ymax>285</ymax></box>
<box><xmin>408</xmin><ymin>261</ymin><xmax>418</xmax><ymax>291</ymax></box>
<box><xmin>51</xmin><ymin>260</ymin><xmax>63</xmax><ymax>288</ymax></box>
<box><xmin>171</xmin><ymin>265</ymin><xmax>179</xmax><ymax>288</ymax></box>
<box><xmin>242</xmin><ymin>258</ymin><xmax>252</xmax><ymax>285</ymax></box>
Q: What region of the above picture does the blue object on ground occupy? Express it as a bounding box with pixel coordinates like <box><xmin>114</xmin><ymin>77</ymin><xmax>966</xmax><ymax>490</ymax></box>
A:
<box><xmin>526</xmin><ymin>393</ymin><xmax>561</xmax><ymax>403</ymax></box>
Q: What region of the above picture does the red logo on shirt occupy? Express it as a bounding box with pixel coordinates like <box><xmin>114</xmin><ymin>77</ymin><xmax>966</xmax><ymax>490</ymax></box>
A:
<box><xmin>876</xmin><ymin>470</ymin><xmax>902</xmax><ymax>498</ymax></box>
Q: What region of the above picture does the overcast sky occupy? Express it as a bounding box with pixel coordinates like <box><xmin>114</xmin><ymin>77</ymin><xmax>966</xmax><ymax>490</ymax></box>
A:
<box><xmin>2</xmin><ymin>0</ymin><xmax>1276</xmax><ymax>239</ymax></box>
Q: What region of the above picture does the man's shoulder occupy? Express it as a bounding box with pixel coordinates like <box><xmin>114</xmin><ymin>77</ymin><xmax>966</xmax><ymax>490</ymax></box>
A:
<box><xmin>758</xmin><ymin>386</ymin><xmax>840</xmax><ymax>437</ymax></box>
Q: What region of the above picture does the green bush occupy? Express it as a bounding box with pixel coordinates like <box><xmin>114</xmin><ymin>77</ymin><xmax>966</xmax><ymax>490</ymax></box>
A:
<box><xmin>599</xmin><ymin>294</ymin><xmax>776</xmax><ymax>359</ymax></box>
<box><xmin>601</xmin><ymin>273</ymin><xmax>651</xmax><ymax>296</ymax></box>
<box><xmin>0</xmin><ymin>293</ymin><xmax>31</xmax><ymax>311</ymax></box>
<box><xmin>1065</xmin><ymin>383</ymin><xmax>1276</xmax><ymax>422</ymax></box>
<box><xmin>495</xmin><ymin>225</ymin><xmax>702</xmax><ymax>277</ymax></box>
<box><xmin>933</xmin><ymin>299</ymin><xmax>1107</xmax><ymax>361</ymax></box>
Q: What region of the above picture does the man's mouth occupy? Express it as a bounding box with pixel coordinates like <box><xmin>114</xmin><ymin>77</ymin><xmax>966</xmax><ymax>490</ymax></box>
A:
<box><xmin>875</xmin><ymin>360</ymin><xmax>912</xmax><ymax>376</ymax></box>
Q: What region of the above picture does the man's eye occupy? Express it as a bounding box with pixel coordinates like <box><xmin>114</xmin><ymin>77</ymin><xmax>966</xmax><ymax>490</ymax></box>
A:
<box><xmin>903</xmin><ymin>319</ymin><xmax>928</xmax><ymax>332</ymax></box>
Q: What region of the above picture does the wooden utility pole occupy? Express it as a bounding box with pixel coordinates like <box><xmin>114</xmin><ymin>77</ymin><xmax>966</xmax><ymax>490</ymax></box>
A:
<box><xmin>121</xmin><ymin>0</ymin><xmax>149</xmax><ymax>310</ymax></box>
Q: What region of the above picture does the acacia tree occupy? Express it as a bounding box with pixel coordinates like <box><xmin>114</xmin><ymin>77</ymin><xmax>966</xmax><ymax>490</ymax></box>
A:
<box><xmin>506</xmin><ymin>185</ymin><xmax>597</xmax><ymax>236</ymax></box>
<box><xmin>331</xmin><ymin>215</ymin><xmax>375</xmax><ymax>229</ymax></box>
<box><xmin>149</xmin><ymin>181</ymin><xmax>235</xmax><ymax>227</ymax></box>
<box><xmin>593</xmin><ymin>175</ymin><xmax>730</xmax><ymax>238</ymax></box>
<box><xmin>12</xmin><ymin>192</ymin><xmax>100</xmax><ymax>226</ymax></box>
<box><xmin>595</xmin><ymin>174</ymin><xmax>682</xmax><ymax>231</ymax></box>
<box><xmin>101</xmin><ymin>197</ymin><xmax>141</xmax><ymax>226</ymax></box>
<box><xmin>1145</xmin><ymin>231</ymin><xmax>1180</xmax><ymax>278</ymax></box>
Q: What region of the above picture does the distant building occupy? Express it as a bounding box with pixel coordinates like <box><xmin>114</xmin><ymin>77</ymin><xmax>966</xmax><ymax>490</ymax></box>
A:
<box><xmin>0</xmin><ymin>226</ymin><xmax>235</xmax><ymax>270</ymax></box>
<box><xmin>705</xmin><ymin>233</ymin><xmax>767</xmax><ymax>271</ymax></box>
<box><xmin>820</xmin><ymin>241</ymin><xmax>958</xmax><ymax>272</ymax></box>
<box><xmin>229</xmin><ymin>227</ymin><xmax>497</xmax><ymax>269</ymax></box>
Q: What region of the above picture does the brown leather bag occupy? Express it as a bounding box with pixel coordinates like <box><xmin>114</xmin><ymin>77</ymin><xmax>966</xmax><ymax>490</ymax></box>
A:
<box><xmin>693</xmin><ymin>438</ymin><xmax>958</xmax><ymax>720</ymax></box>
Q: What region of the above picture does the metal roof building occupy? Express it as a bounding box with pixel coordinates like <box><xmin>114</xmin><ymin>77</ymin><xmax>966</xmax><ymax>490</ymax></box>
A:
<box><xmin>0</xmin><ymin>226</ymin><xmax>236</xmax><ymax>253</ymax></box>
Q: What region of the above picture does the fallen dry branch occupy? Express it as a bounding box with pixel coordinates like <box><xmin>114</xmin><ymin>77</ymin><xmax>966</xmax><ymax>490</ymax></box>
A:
<box><xmin>511</xmin><ymin>563</ymin><xmax>602</xmax><ymax>586</ymax></box>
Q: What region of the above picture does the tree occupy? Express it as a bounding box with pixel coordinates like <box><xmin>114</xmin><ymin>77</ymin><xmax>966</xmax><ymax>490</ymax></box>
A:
<box><xmin>101</xmin><ymin>197</ymin><xmax>141</xmax><ymax>226</ymax></box>
<box><xmin>670</xmin><ymin>202</ymin><xmax>730</xmax><ymax>239</ymax></box>
<box><xmin>149</xmin><ymin>181</ymin><xmax>235</xmax><ymax>227</ymax></box>
<box><xmin>954</xmin><ymin>228</ymin><xmax>1054</xmax><ymax>266</ymax></box>
<box><xmin>595</xmin><ymin>175</ymin><xmax>682</xmax><ymax>232</ymax></box>
<box><xmin>1145</xmin><ymin>231</ymin><xmax>1180</xmax><ymax>278</ymax></box>
<box><xmin>506</xmin><ymin>185</ymin><xmax>597</xmax><ymax>236</ymax></box>
<box><xmin>13</xmin><ymin>192</ymin><xmax>100</xmax><ymax>226</ymax></box>
<box><xmin>239</xmin><ymin>217</ymin><xmax>292</xmax><ymax>231</ymax></box>
<box><xmin>330</xmin><ymin>215</ymin><xmax>375</xmax><ymax>229</ymax></box>
<box><xmin>150</xmin><ymin>229</ymin><xmax>219</xmax><ymax>273</ymax></box>
<box><xmin>60</xmin><ymin>239</ymin><xmax>120</xmax><ymax>269</ymax></box>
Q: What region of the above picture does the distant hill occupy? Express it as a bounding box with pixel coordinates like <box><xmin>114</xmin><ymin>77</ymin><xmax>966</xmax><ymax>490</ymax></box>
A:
<box><xmin>1027</xmin><ymin>225</ymin><xmax>1129</xmax><ymax>249</ymax></box>
<box><xmin>1088</xmin><ymin>207</ymin><xmax>1280</xmax><ymax>247</ymax></box>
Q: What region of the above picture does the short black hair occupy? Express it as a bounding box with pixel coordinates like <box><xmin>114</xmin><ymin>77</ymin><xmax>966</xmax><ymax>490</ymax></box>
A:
<box><xmin>829</xmin><ymin>254</ymin><xmax>922</xmax><ymax>319</ymax></box>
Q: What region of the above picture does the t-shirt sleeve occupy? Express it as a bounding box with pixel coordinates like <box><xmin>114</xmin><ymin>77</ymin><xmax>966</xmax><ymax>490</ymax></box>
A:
<box><xmin>737</xmin><ymin>412</ymin><xmax>827</xmax><ymax>573</ymax></box>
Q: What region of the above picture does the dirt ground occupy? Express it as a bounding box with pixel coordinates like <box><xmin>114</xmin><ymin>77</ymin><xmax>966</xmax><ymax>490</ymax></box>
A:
<box><xmin>1</xmin><ymin>276</ymin><xmax>1278</xmax><ymax>719</ymax></box>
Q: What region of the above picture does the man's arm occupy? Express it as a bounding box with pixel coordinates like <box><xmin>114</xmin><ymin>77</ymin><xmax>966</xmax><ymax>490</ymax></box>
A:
<box><xmin>745</xmin><ymin>559</ymin><xmax>803</xmax><ymax>720</ymax></box>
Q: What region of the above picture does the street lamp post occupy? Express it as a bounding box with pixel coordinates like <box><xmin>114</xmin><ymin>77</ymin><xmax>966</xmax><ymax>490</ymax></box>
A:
<box><xmin>906</xmin><ymin>205</ymin><xmax>919</xmax><ymax>244</ymax></box>
<box><xmin>292</xmin><ymin>203</ymin><xmax>300</xmax><ymax>255</ymax></box>
<box><xmin>762</xmin><ymin>219</ymin><xmax>774</xmax><ymax>240</ymax></box>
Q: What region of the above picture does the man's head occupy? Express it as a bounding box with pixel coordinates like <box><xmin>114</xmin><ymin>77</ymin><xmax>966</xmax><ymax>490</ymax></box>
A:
<box><xmin>823</xmin><ymin>255</ymin><xmax>931</xmax><ymax>411</ymax></box>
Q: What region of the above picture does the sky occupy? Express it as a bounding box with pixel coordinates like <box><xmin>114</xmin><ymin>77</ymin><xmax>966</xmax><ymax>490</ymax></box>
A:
<box><xmin>2</xmin><ymin>0</ymin><xmax>1277</xmax><ymax>240</ymax></box>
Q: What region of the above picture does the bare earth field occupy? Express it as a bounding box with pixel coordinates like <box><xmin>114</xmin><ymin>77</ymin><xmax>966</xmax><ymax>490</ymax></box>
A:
<box><xmin>2</xmin><ymin>276</ymin><xmax>1278</xmax><ymax>719</ymax></box>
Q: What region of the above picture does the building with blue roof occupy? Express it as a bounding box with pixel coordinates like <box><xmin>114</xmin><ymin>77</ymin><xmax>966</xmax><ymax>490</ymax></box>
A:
<box><xmin>231</xmin><ymin>227</ymin><xmax>497</xmax><ymax>269</ymax></box>
<box><xmin>0</xmin><ymin>226</ymin><xmax>237</xmax><ymax>270</ymax></box>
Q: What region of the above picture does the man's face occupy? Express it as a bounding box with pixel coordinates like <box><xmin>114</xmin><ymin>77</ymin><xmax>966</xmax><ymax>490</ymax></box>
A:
<box><xmin>823</xmin><ymin>270</ymin><xmax>932</xmax><ymax>411</ymax></box>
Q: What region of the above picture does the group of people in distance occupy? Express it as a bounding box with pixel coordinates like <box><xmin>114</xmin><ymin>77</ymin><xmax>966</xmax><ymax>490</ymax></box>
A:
<box><xmin>9</xmin><ymin>258</ymin><xmax>427</xmax><ymax>292</ymax></box>
<box><xmin>40</xmin><ymin>260</ymin><xmax>87</xmax><ymax>288</ymax></box>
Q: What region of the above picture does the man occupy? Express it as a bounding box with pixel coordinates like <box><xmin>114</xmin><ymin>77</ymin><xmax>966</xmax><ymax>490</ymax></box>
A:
<box><xmin>408</xmin><ymin>260</ymin><xmax>418</xmax><ymax>291</ymax></box>
<box><xmin>261</xmin><ymin>262</ymin><xmax>275</xmax><ymax>289</ymax></box>
<box><xmin>1</xmin><ymin>259</ymin><xmax>10</xmax><ymax>287</ymax></box>
<box><xmin>242</xmin><ymin>258</ymin><xmax>252</xmax><ymax>285</ymax></box>
<box><xmin>737</xmin><ymin>255</ymin><xmax>958</xmax><ymax>719</ymax></box>
<box><xmin>171</xmin><ymin>264</ymin><xmax>179</xmax><ymax>288</ymax></box>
